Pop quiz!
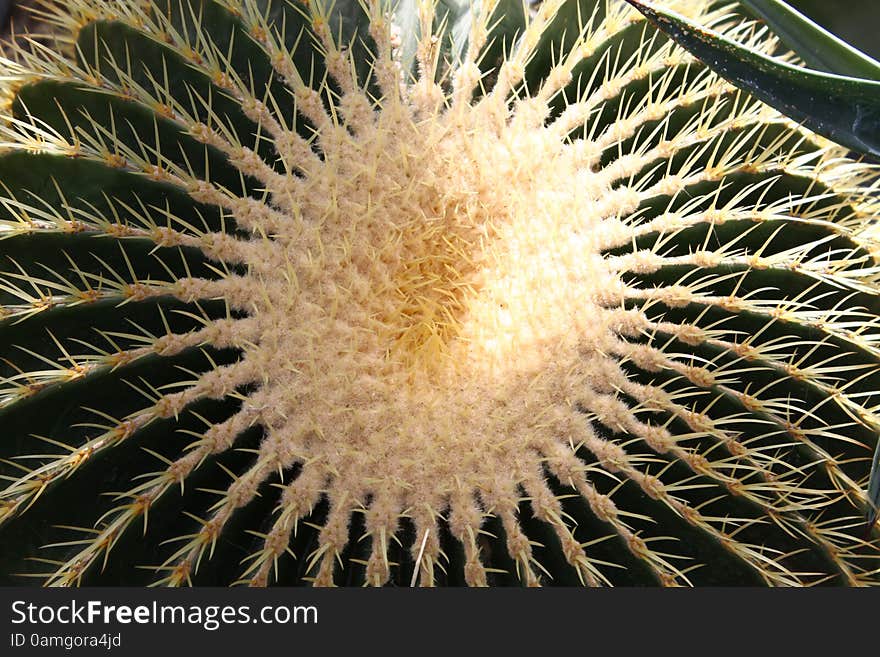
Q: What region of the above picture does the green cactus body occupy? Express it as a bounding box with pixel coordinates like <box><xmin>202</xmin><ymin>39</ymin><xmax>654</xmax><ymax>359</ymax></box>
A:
<box><xmin>0</xmin><ymin>0</ymin><xmax>878</xmax><ymax>586</ymax></box>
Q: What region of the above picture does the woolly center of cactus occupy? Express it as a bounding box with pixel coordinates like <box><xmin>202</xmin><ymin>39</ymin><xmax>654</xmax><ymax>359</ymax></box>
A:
<box><xmin>265</xmin><ymin>103</ymin><xmax>619</xmax><ymax>380</ymax></box>
<box><xmin>245</xmin><ymin>96</ymin><xmax>618</xmax><ymax>480</ymax></box>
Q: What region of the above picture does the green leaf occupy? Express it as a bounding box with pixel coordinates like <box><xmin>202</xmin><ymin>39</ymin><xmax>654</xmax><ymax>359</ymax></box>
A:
<box><xmin>739</xmin><ymin>0</ymin><xmax>880</xmax><ymax>79</ymax></box>
<box><xmin>869</xmin><ymin>440</ymin><xmax>880</xmax><ymax>529</ymax></box>
<box><xmin>624</xmin><ymin>0</ymin><xmax>880</xmax><ymax>159</ymax></box>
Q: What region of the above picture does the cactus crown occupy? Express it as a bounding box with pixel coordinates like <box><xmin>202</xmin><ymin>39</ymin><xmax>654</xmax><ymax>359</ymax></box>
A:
<box><xmin>0</xmin><ymin>0</ymin><xmax>879</xmax><ymax>586</ymax></box>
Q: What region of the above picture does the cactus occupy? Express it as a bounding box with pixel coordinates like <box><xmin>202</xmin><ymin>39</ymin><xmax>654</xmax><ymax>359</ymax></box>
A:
<box><xmin>0</xmin><ymin>0</ymin><xmax>878</xmax><ymax>587</ymax></box>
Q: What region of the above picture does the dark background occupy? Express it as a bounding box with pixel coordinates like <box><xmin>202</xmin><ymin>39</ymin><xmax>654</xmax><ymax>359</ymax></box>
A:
<box><xmin>784</xmin><ymin>0</ymin><xmax>879</xmax><ymax>60</ymax></box>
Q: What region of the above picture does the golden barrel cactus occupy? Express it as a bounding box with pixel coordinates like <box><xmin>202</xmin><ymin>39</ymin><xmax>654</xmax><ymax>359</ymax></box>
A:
<box><xmin>0</xmin><ymin>0</ymin><xmax>878</xmax><ymax>586</ymax></box>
